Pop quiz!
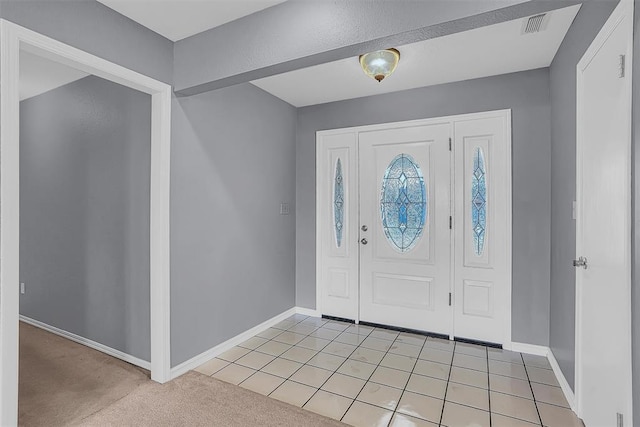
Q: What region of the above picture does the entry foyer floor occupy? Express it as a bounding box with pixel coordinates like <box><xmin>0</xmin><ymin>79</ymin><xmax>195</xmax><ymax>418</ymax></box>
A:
<box><xmin>194</xmin><ymin>314</ymin><xmax>582</xmax><ymax>427</ymax></box>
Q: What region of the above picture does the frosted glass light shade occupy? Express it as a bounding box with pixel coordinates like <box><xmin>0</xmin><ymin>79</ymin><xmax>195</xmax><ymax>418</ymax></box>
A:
<box><xmin>359</xmin><ymin>48</ymin><xmax>400</xmax><ymax>82</ymax></box>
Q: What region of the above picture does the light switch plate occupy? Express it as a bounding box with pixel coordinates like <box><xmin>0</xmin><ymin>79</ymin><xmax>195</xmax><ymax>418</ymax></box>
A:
<box><xmin>572</xmin><ymin>201</ymin><xmax>577</xmax><ymax>220</ymax></box>
<box><xmin>280</xmin><ymin>202</ymin><xmax>290</xmax><ymax>215</ymax></box>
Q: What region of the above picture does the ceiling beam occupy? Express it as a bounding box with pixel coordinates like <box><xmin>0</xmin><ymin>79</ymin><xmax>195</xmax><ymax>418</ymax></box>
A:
<box><xmin>174</xmin><ymin>0</ymin><xmax>582</xmax><ymax>96</ymax></box>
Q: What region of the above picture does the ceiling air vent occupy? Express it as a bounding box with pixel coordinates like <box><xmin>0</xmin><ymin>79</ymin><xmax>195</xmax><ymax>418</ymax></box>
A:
<box><xmin>522</xmin><ymin>13</ymin><xmax>549</xmax><ymax>34</ymax></box>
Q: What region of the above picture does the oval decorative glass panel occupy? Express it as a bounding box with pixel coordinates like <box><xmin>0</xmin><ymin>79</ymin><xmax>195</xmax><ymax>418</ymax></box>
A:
<box><xmin>333</xmin><ymin>158</ymin><xmax>344</xmax><ymax>247</ymax></box>
<box><xmin>471</xmin><ymin>147</ymin><xmax>487</xmax><ymax>256</ymax></box>
<box><xmin>380</xmin><ymin>154</ymin><xmax>427</xmax><ymax>252</ymax></box>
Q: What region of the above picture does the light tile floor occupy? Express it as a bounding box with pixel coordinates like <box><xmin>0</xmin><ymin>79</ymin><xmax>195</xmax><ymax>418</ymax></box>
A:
<box><xmin>194</xmin><ymin>314</ymin><xmax>582</xmax><ymax>427</ymax></box>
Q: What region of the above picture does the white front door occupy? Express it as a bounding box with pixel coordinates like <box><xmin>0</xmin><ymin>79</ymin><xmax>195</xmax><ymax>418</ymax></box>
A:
<box><xmin>358</xmin><ymin>124</ymin><xmax>451</xmax><ymax>333</ymax></box>
<box><xmin>452</xmin><ymin>115</ymin><xmax>511</xmax><ymax>344</ymax></box>
<box><xmin>575</xmin><ymin>1</ymin><xmax>633</xmax><ymax>425</ymax></box>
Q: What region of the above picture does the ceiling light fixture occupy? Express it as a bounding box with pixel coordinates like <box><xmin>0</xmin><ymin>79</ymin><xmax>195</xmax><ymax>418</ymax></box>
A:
<box><xmin>359</xmin><ymin>48</ymin><xmax>400</xmax><ymax>82</ymax></box>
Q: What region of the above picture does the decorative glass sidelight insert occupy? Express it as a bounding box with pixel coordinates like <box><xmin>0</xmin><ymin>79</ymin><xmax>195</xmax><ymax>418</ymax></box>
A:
<box><xmin>380</xmin><ymin>153</ymin><xmax>427</xmax><ymax>252</ymax></box>
<box><xmin>472</xmin><ymin>147</ymin><xmax>487</xmax><ymax>255</ymax></box>
<box><xmin>334</xmin><ymin>158</ymin><xmax>344</xmax><ymax>247</ymax></box>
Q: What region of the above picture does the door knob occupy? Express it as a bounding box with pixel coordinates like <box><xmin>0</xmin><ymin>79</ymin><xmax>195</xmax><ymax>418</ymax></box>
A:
<box><xmin>361</xmin><ymin>225</ymin><xmax>368</xmax><ymax>232</ymax></box>
<box><xmin>573</xmin><ymin>256</ymin><xmax>588</xmax><ymax>269</ymax></box>
<box><xmin>360</xmin><ymin>238</ymin><xmax>368</xmax><ymax>245</ymax></box>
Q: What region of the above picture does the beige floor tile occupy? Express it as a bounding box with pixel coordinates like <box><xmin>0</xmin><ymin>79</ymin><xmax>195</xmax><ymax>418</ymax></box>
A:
<box><xmin>356</xmin><ymin>381</ymin><xmax>403</xmax><ymax>411</ymax></box>
<box><xmin>235</xmin><ymin>351</ymin><xmax>275</xmax><ymax>370</ymax></box>
<box><xmin>342</xmin><ymin>401</ymin><xmax>394</xmax><ymax>427</ymax></box>
<box><xmin>297</xmin><ymin>336</ymin><xmax>331</xmax><ymax>351</ymax></box>
<box><xmin>526</xmin><ymin>366</ymin><xmax>560</xmax><ymax>387</ymax></box>
<box><xmin>455</xmin><ymin>342</ymin><xmax>487</xmax><ymax>358</ymax></box>
<box><xmin>441</xmin><ymin>401</ymin><xmax>490</xmax><ymax>427</ymax></box>
<box><xmin>303</xmin><ymin>390</ymin><xmax>353</xmax><ymax>421</ymax></box>
<box><xmin>489</xmin><ymin>373</ymin><xmax>533</xmax><ymax>399</ymax></box>
<box><xmin>423</xmin><ymin>337</ymin><xmax>455</xmax><ymax>352</ymax></box>
<box><xmin>405</xmin><ymin>373</ymin><xmax>447</xmax><ymax>399</ymax></box>
<box><xmin>239</xmin><ymin>371</ymin><xmax>284</xmax><ymax>395</ymax></box>
<box><xmin>419</xmin><ymin>347</ymin><xmax>454</xmax><ymax>365</ymax></box>
<box><xmin>396</xmin><ymin>391</ymin><xmax>444</xmax><ymax>424</ymax></box>
<box><xmin>345</xmin><ymin>324</ymin><xmax>375</xmax><ymax>336</ymax></box>
<box><xmin>450</xmin><ymin>366</ymin><xmax>489</xmax><ymax>389</ymax></box>
<box><xmin>307</xmin><ymin>352</ymin><xmax>347</xmax><ymax>370</ymax></box>
<box><xmin>217</xmin><ymin>346</ymin><xmax>251</xmax><ymax>362</ymax></box>
<box><xmin>523</xmin><ymin>353</ymin><xmax>552</xmax><ymax>370</ymax></box>
<box><xmin>213</xmin><ymin>363</ymin><xmax>256</xmax><ymax>385</ymax></box>
<box><xmin>300</xmin><ymin>317</ymin><xmax>329</xmax><ymax>327</ymax></box>
<box><xmin>389</xmin><ymin>342</ymin><xmax>422</xmax><ymax>358</ymax></box>
<box><xmin>260</xmin><ymin>357</ymin><xmax>303</xmax><ymax>378</ymax></box>
<box><xmin>337</xmin><ymin>359</ymin><xmax>377</xmax><ymax>380</ymax></box>
<box><xmin>445</xmin><ymin>382</ymin><xmax>489</xmax><ymax>411</ymax></box>
<box><xmin>334</xmin><ymin>332</ymin><xmax>367</xmax><ymax>346</ymax></box>
<box><xmin>380</xmin><ymin>353</ymin><xmax>417</xmax><ymax>372</ymax></box>
<box><xmin>323</xmin><ymin>321</ymin><xmax>352</xmax><ymax>331</ymax></box>
<box><xmin>269</xmin><ymin>380</ymin><xmax>317</xmax><ymax>407</ymax></box>
<box><xmin>395</xmin><ymin>332</ymin><xmax>427</xmax><ymax>347</ymax></box>
<box><xmin>280</xmin><ymin>346</ymin><xmax>318</xmax><ymax>363</ymax></box>
<box><xmin>286</xmin><ymin>313</ymin><xmax>308</xmax><ymax>322</ymax></box>
<box><xmin>361</xmin><ymin>336</ymin><xmax>394</xmax><ymax>352</ymax></box>
<box><xmin>487</xmin><ymin>348</ymin><xmax>524</xmax><ymax>364</ymax></box>
<box><xmin>490</xmin><ymin>391</ymin><xmax>540</xmax><ymax>424</ymax></box>
<box><xmin>256</xmin><ymin>327</ymin><xmax>284</xmax><ymax>340</ymax></box>
<box><xmin>193</xmin><ymin>358</ymin><xmax>229</xmax><ymax>376</ymax></box>
<box><xmin>491</xmin><ymin>413</ymin><xmax>541</xmax><ymax>427</ymax></box>
<box><xmin>537</xmin><ymin>402</ymin><xmax>583</xmax><ymax>427</ymax></box>
<box><xmin>531</xmin><ymin>382</ymin><xmax>569</xmax><ymax>408</ymax></box>
<box><xmin>272</xmin><ymin>331</ymin><xmax>307</xmax><ymax>345</ymax></box>
<box><xmin>370</xmin><ymin>328</ymin><xmax>399</xmax><ymax>341</ymax></box>
<box><xmin>390</xmin><ymin>413</ymin><xmax>438</xmax><ymax>427</ymax></box>
<box><xmin>254</xmin><ymin>340</ymin><xmax>292</xmax><ymax>356</ymax></box>
<box><xmin>489</xmin><ymin>359</ymin><xmax>528</xmax><ymax>380</ymax></box>
<box><xmin>321</xmin><ymin>373</ymin><xmax>366</xmax><ymax>398</ymax></box>
<box><xmin>290</xmin><ymin>365</ymin><xmax>333</xmax><ymax>388</ymax></box>
<box><xmin>413</xmin><ymin>359</ymin><xmax>451</xmax><ymax>380</ymax></box>
<box><xmin>238</xmin><ymin>336</ymin><xmax>270</xmax><ymax>350</ymax></box>
<box><xmin>322</xmin><ymin>341</ymin><xmax>357</xmax><ymax>358</ymax></box>
<box><xmin>273</xmin><ymin>319</ymin><xmax>298</xmax><ymax>330</ymax></box>
<box><xmin>370</xmin><ymin>366</ymin><xmax>411</xmax><ymax>389</ymax></box>
<box><xmin>286</xmin><ymin>323</ymin><xmax>318</xmax><ymax>335</ymax></box>
<box><xmin>350</xmin><ymin>347</ymin><xmax>386</xmax><ymax>365</ymax></box>
<box><xmin>310</xmin><ymin>328</ymin><xmax>342</xmax><ymax>340</ymax></box>
<box><xmin>453</xmin><ymin>353</ymin><xmax>488</xmax><ymax>372</ymax></box>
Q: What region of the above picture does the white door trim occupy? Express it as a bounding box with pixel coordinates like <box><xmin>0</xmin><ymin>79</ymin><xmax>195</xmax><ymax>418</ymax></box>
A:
<box><xmin>315</xmin><ymin>109</ymin><xmax>512</xmax><ymax>346</ymax></box>
<box><xmin>0</xmin><ymin>19</ymin><xmax>172</xmax><ymax>425</ymax></box>
<box><xmin>574</xmin><ymin>0</ymin><xmax>634</xmax><ymax>422</ymax></box>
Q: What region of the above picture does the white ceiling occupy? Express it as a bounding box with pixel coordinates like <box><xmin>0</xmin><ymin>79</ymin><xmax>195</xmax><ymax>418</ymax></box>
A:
<box><xmin>97</xmin><ymin>0</ymin><xmax>287</xmax><ymax>41</ymax></box>
<box><xmin>252</xmin><ymin>5</ymin><xmax>581</xmax><ymax>107</ymax></box>
<box><xmin>20</xmin><ymin>51</ymin><xmax>89</xmax><ymax>101</ymax></box>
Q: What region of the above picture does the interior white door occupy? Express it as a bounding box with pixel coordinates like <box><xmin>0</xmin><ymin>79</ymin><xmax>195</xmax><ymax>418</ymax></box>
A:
<box><xmin>358</xmin><ymin>124</ymin><xmax>451</xmax><ymax>333</ymax></box>
<box><xmin>317</xmin><ymin>132</ymin><xmax>359</xmax><ymax>320</ymax></box>
<box><xmin>452</xmin><ymin>114</ymin><xmax>511</xmax><ymax>345</ymax></box>
<box><xmin>576</xmin><ymin>1</ymin><xmax>633</xmax><ymax>425</ymax></box>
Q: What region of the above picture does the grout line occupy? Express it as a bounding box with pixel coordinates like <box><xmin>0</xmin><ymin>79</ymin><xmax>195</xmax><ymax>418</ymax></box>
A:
<box><xmin>438</xmin><ymin>340</ymin><xmax>457</xmax><ymax>426</ymax></box>
<box><xmin>487</xmin><ymin>347</ymin><xmax>492</xmax><ymax>427</ymax></box>
<box><xmin>521</xmin><ymin>353</ymin><xmax>544</xmax><ymax>426</ymax></box>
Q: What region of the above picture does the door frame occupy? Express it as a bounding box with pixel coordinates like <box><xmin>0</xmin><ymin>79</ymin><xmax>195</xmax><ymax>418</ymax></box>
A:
<box><xmin>574</xmin><ymin>0</ymin><xmax>634</xmax><ymax>422</ymax></box>
<box><xmin>0</xmin><ymin>20</ymin><xmax>172</xmax><ymax>425</ymax></box>
<box><xmin>315</xmin><ymin>109</ymin><xmax>512</xmax><ymax>346</ymax></box>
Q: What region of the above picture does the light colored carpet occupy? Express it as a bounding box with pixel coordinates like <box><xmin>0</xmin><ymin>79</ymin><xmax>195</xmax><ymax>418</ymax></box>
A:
<box><xmin>19</xmin><ymin>322</ymin><xmax>345</xmax><ymax>426</ymax></box>
<box><xmin>78</xmin><ymin>371</ymin><xmax>346</xmax><ymax>427</ymax></box>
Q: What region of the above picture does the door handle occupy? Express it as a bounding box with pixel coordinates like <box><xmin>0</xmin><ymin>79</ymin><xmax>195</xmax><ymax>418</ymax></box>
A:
<box><xmin>573</xmin><ymin>256</ymin><xmax>588</xmax><ymax>269</ymax></box>
<box><xmin>360</xmin><ymin>238</ymin><xmax>368</xmax><ymax>245</ymax></box>
<box><xmin>361</xmin><ymin>225</ymin><xmax>368</xmax><ymax>232</ymax></box>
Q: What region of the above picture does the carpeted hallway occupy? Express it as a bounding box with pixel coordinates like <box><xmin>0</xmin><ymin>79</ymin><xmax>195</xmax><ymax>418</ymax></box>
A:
<box><xmin>19</xmin><ymin>322</ymin><xmax>344</xmax><ymax>426</ymax></box>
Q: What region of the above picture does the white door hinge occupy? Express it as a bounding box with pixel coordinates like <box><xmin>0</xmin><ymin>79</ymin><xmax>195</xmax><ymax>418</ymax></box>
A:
<box><xmin>619</xmin><ymin>54</ymin><xmax>626</xmax><ymax>78</ymax></box>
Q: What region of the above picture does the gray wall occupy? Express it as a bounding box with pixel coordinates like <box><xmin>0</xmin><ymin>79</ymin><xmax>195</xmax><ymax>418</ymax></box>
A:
<box><xmin>296</xmin><ymin>68</ymin><xmax>552</xmax><ymax>346</ymax></box>
<box><xmin>0</xmin><ymin>0</ymin><xmax>173</xmax><ymax>85</ymax></box>
<box><xmin>548</xmin><ymin>0</ymin><xmax>618</xmax><ymax>390</ymax></box>
<box><xmin>20</xmin><ymin>75</ymin><xmax>152</xmax><ymax>361</ymax></box>
<box><xmin>170</xmin><ymin>83</ymin><xmax>297</xmax><ymax>366</ymax></box>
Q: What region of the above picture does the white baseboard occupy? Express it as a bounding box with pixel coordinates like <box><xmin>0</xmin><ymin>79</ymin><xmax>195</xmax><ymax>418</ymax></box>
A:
<box><xmin>20</xmin><ymin>315</ymin><xmax>150</xmax><ymax>370</ymax></box>
<box><xmin>169</xmin><ymin>307</ymin><xmax>298</xmax><ymax>379</ymax></box>
<box><xmin>547</xmin><ymin>348</ymin><xmax>576</xmax><ymax>411</ymax></box>
<box><xmin>509</xmin><ymin>342</ymin><xmax>549</xmax><ymax>357</ymax></box>
<box><xmin>295</xmin><ymin>306</ymin><xmax>320</xmax><ymax>317</ymax></box>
